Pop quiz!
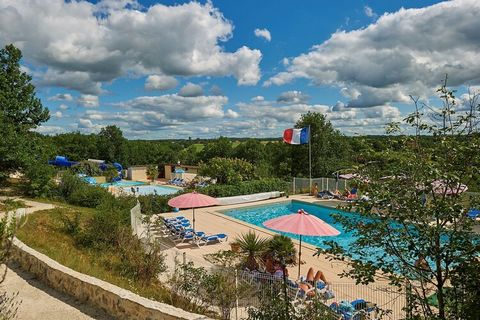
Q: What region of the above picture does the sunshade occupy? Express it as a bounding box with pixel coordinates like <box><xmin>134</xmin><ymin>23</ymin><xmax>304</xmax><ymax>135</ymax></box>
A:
<box><xmin>168</xmin><ymin>192</ymin><xmax>219</xmax><ymax>231</ymax></box>
<box><xmin>263</xmin><ymin>209</ymin><xmax>340</xmax><ymax>277</ymax></box>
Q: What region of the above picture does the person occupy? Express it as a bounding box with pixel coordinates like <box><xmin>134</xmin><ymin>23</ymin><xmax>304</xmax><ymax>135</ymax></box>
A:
<box><xmin>312</xmin><ymin>183</ymin><xmax>319</xmax><ymax>197</ymax></box>
<box><xmin>305</xmin><ymin>267</ymin><xmax>328</xmax><ymax>284</ymax></box>
<box><xmin>343</xmin><ymin>188</ymin><xmax>351</xmax><ymax>197</ymax></box>
<box><xmin>136</xmin><ymin>187</ymin><xmax>140</xmax><ymax>193</ymax></box>
<box><xmin>130</xmin><ymin>186</ymin><xmax>135</xmax><ymax>195</ymax></box>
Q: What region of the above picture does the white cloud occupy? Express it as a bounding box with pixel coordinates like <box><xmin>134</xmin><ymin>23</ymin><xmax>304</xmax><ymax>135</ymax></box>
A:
<box><xmin>53</xmin><ymin>111</ymin><xmax>63</xmax><ymax>118</ymax></box>
<box><xmin>34</xmin><ymin>125</ymin><xmax>66</xmax><ymax>135</ymax></box>
<box><xmin>77</xmin><ymin>94</ymin><xmax>99</xmax><ymax>108</ymax></box>
<box><xmin>178</xmin><ymin>83</ymin><xmax>204</xmax><ymax>97</ymax></box>
<box><xmin>48</xmin><ymin>93</ymin><xmax>73</xmax><ymax>101</ymax></box>
<box><xmin>59</xmin><ymin>104</ymin><xmax>69</xmax><ymax>111</ymax></box>
<box><xmin>144</xmin><ymin>75</ymin><xmax>178</xmax><ymax>91</ymax></box>
<box><xmin>364</xmin><ymin>6</ymin><xmax>377</xmax><ymax>18</ymax></box>
<box><xmin>251</xmin><ymin>95</ymin><xmax>265</xmax><ymax>102</ymax></box>
<box><xmin>277</xmin><ymin>91</ymin><xmax>309</xmax><ymax>104</ymax></box>
<box><xmin>254</xmin><ymin>28</ymin><xmax>271</xmax><ymax>42</ymax></box>
<box><xmin>266</xmin><ymin>0</ymin><xmax>480</xmax><ymax>109</ymax></box>
<box><xmin>225</xmin><ymin>109</ymin><xmax>239</xmax><ymax>118</ymax></box>
<box><xmin>0</xmin><ymin>0</ymin><xmax>262</xmax><ymax>94</ymax></box>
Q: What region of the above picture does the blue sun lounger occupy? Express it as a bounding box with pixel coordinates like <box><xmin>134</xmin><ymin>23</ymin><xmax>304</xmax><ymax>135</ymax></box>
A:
<box><xmin>467</xmin><ymin>209</ymin><xmax>480</xmax><ymax>219</ymax></box>
<box><xmin>198</xmin><ymin>233</ymin><xmax>228</xmax><ymax>246</ymax></box>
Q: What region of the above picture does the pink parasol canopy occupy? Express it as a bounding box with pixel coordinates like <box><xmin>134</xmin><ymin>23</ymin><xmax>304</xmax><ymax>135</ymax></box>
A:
<box><xmin>168</xmin><ymin>192</ymin><xmax>219</xmax><ymax>231</ymax></box>
<box><xmin>263</xmin><ymin>209</ymin><xmax>340</xmax><ymax>277</ymax></box>
<box><xmin>431</xmin><ymin>180</ymin><xmax>468</xmax><ymax>195</ymax></box>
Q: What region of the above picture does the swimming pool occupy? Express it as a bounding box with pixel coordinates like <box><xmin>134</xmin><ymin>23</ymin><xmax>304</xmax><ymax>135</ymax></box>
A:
<box><xmin>99</xmin><ymin>180</ymin><xmax>146</xmax><ymax>188</ymax></box>
<box><xmin>221</xmin><ymin>200</ymin><xmax>370</xmax><ymax>255</ymax></box>
<box><xmin>121</xmin><ymin>185</ymin><xmax>180</xmax><ymax>196</ymax></box>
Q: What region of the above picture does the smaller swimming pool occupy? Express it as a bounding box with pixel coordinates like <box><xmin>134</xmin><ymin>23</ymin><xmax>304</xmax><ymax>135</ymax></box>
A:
<box><xmin>122</xmin><ymin>185</ymin><xmax>180</xmax><ymax>196</ymax></box>
<box><xmin>99</xmin><ymin>180</ymin><xmax>146</xmax><ymax>188</ymax></box>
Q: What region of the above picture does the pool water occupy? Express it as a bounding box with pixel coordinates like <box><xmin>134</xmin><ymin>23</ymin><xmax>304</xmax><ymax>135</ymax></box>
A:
<box><xmin>222</xmin><ymin>200</ymin><xmax>379</xmax><ymax>259</ymax></box>
<box><xmin>100</xmin><ymin>180</ymin><xmax>146</xmax><ymax>188</ymax></box>
<box><xmin>121</xmin><ymin>185</ymin><xmax>180</xmax><ymax>196</ymax></box>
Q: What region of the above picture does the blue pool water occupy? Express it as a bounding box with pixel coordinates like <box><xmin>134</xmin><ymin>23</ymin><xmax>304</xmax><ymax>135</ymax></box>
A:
<box><xmin>121</xmin><ymin>185</ymin><xmax>180</xmax><ymax>196</ymax></box>
<box><xmin>222</xmin><ymin>200</ymin><xmax>365</xmax><ymax>254</ymax></box>
<box><xmin>100</xmin><ymin>180</ymin><xmax>146</xmax><ymax>188</ymax></box>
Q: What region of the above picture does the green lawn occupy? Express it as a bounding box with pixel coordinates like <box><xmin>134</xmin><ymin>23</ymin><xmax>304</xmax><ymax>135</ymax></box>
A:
<box><xmin>16</xmin><ymin>206</ymin><xmax>209</xmax><ymax>316</ymax></box>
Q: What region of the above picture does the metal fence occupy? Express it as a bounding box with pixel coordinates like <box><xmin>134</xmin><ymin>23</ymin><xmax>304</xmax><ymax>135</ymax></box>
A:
<box><xmin>292</xmin><ymin>177</ymin><xmax>351</xmax><ymax>194</ymax></box>
<box><xmin>232</xmin><ymin>270</ymin><xmax>406</xmax><ymax>320</ymax></box>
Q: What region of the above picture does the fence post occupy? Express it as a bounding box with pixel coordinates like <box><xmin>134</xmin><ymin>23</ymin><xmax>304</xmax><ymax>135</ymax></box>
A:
<box><xmin>293</xmin><ymin>177</ymin><xmax>296</xmax><ymax>194</ymax></box>
<box><xmin>235</xmin><ymin>269</ymin><xmax>239</xmax><ymax>320</ymax></box>
<box><xmin>182</xmin><ymin>252</ymin><xmax>186</xmax><ymax>265</ymax></box>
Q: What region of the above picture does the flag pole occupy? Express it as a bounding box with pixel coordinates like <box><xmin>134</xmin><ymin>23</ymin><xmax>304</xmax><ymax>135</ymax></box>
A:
<box><xmin>309</xmin><ymin>125</ymin><xmax>312</xmax><ymax>194</ymax></box>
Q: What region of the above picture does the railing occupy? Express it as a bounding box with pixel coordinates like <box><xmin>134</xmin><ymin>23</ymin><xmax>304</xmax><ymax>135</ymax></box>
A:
<box><xmin>233</xmin><ymin>270</ymin><xmax>406</xmax><ymax>320</ymax></box>
<box><xmin>292</xmin><ymin>177</ymin><xmax>351</xmax><ymax>194</ymax></box>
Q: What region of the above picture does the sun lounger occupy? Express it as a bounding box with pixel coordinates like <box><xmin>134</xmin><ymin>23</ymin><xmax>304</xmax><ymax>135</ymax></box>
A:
<box><xmin>467</xmin><ymin>209</ymin><xmax>480</xmax><ymax>219</ymax></box>
<box><xmin>178</xmin><ymin>231</ymin><xmax>206</xmax><ymax>243</ymax></box>
<box><xmin>198</xmin><ymin>233</ymin><xmax>228</xmax><ymax>246</ymax></box>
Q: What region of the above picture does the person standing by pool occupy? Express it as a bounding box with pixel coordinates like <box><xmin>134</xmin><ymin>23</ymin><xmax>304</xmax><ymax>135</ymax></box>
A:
<box><xmin>130</xmin><ymin>186</ymin><xmax>135</xmax><ymax>195</ymax></box>
<box><xmin>312</xmin><ymin>183</ymin><xmax>318</xmax><ymax>197</ymax></box>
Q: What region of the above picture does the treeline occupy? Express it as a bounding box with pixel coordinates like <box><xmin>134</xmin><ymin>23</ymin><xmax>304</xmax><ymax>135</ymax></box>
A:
<box><xmin>41</xmin><ymin>120</ymin><xmax>444</xmax><ymax>181</ymax></box>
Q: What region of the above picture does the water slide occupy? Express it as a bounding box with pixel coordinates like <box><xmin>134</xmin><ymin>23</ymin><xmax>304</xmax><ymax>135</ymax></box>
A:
<box><xmin>48</xmin><ymin>156</ymin><xmax>77</xmax><ymax>167</ymax></box>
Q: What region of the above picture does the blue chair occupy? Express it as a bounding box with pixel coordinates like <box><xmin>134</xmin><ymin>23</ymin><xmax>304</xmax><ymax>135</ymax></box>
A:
<box><xmin>467</xmin><ymin>209</ymin><xmax>480</xmax><ymax>219</ymax></box>
<box><xmin>198</xmin><ymin>233</ymin><xmax>228</xmax><ymax>246</ymax></box>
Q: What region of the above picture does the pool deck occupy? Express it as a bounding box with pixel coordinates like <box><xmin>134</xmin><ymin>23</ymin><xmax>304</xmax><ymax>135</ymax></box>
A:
<box><xmin>155</xmin><ymin>195</ymin><xmax>406</xmax><ymax>317</ymax></box>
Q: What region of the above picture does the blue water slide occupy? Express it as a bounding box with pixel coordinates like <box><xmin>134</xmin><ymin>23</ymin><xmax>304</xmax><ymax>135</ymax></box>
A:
<box><xmin>48</xmin><ymin>156</ymin><xmax>77</xmax><ymax>167</ymax></box>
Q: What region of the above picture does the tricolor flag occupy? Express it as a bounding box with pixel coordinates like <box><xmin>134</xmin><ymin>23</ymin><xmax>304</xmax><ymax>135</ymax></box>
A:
<box><xmin>283</xmin><ymin>127</ymin><xmax>309</xmax><ymax>145</ymax></box>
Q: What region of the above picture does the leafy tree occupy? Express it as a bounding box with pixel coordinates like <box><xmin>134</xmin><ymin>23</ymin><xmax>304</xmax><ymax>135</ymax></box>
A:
<box><xmin>320</xmin><ymin>81</ymin><xmax>480</xmax><ymax>319</ymax></box>
<box><xmin>198</xmin><ymin>157</ymin><xmax>256</xmax><ymax>184</ymax></box>
<box><xmin>0</xmin><ymin>44</ymin><xmax>49</xmax><ymax>183</ymax></box>
<box><xmin>97</xmin><ymin>125</ymin><xmax>126</xmax><ymax>164</ymax></box>
<box><xmin>104</xmin><ymin>167</ymin><xmax>119</xmax><ymax>183</ymax></box>
<box><xmin>200</xmin><ymin>137</ymin><xmax>233</xmax><ymax>161</ymax></box>
<box><xmin>293</xmin><ymin>112</ymin><xmax>351</xmax><ymax>177</ymax></box>
<box><xmin>146</xmin><ymin>165</ymin><xmax>158</xmax><ymax>182</ymax></box>
<box><xmin>233</xmin><ymin>139</ymin><xmax>266</xmax><ymax>164</ymax></box>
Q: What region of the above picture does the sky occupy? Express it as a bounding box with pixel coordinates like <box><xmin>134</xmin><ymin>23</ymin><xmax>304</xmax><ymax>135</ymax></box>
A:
<box><xmin>1</xmin><ymin>0</ymin><xmax>479</xmax><ymax>139</ymax></box>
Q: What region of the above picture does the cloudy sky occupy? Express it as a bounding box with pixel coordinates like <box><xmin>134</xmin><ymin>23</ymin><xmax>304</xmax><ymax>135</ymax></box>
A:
<box><xmin>1</xmin><ymin>0</ymin><xmax>479</xmax><ymax>138</ymax></box>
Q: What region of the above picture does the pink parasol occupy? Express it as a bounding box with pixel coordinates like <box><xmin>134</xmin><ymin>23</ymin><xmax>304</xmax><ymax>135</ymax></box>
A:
<box><xmin>431</xmin><ymin>180</ymin><xmax>468</xmax><ymax>195</ymax></box>
<box><xmin>168</xmin><ymin>192</ymin><xmax>219</xmax><ymax>231</ymax></box>
<box><xmin>263</xmin><ymin>209</ymin><xmax>340</xmax><ymax>277</ymax></box>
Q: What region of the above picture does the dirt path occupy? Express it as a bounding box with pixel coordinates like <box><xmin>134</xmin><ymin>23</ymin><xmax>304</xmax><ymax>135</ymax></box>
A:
<box><xmin>1</xmin><ymin>198</ymin><xmax>113</xmax><ymax>320</ymax></box>
<box><xmin>3</xmin><ymin>263</ymin><xmax>113</xmax><ymax>320</ymax></box>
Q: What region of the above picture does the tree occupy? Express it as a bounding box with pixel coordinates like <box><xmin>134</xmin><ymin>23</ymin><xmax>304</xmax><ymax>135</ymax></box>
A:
<box><xmin>320</xmin><ymin>80</ymin><xmax>480</xmax><ymax>319</ymax></box>
<box><xmin>200</xmin><ymin>137</ymin><xmax>233</xmax><ymax>162</ymax></box>
<box><xmin>97</xmin><ymin>125</ymin><xmax>126</xmax><ymax>164</ymax></box>
<box><xmin>146</xmin><ymin>165</ymin><xmax>158</xmax><ymax>182</ymax></box>
<box><xmin>293</xmin><ymin>112</ymin><xmax>351</xmax><ymax>177</ymax></box>
<box><xmin>198</xmin><ymin>158</ymin><xmax>256</xmax><ymax>184</ymax></box>
<box><xmin>0</xmin><ymin>44</ymin><xmax>50</xmax><ymax>183</ymax></box>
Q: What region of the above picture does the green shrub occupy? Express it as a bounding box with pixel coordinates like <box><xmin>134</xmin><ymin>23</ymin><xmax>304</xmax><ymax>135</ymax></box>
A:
<box><xmin>200</xmin><ymin>178</ymin><xmax>289</xmax><ymax>198</ymax></box>
<box><xmin>71</xmin><ymin>160</ymin><xmax>102</xmax><ymax>176</ymax></box>
<box><xmin>199</xmin><ymin>158</ymin><xmax>256</xmax><ymax>184</ymax></box>
<box><xmin>137</xmin><ymin>194</ymin><xmax>172</xmax><ymax>215</ymax></box>
<box><xmin>76</xmin><ymin>195</ymin><xmax>135</xmax><ymax>249</ymax></box>
<box><xmin>23</xmin><ymin>161</ymin><xmax>56</xmax><ymax>197</ymax></box>
<box><xmin>114</xmin><ymin>229</ymin><xmax>166</xmax><ymax>283</ymax></box>
<box><xmin>56</xmin><ymin>172</ymin><xmax>113</xmax><ymax>208</ymax></box>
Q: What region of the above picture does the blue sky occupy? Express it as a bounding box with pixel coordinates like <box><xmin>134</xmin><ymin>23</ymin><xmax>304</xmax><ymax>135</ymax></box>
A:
<box><xmin>1</xmin><ymin>0</ymin><xmax>478</xmax><ymax>138</ymax></box>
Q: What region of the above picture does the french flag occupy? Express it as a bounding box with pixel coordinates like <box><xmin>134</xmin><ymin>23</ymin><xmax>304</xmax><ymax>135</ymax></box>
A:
<box><xmin>283</xmin><ymin>127</ymin><xmax>309</xmax><ymax>145</ymax></box>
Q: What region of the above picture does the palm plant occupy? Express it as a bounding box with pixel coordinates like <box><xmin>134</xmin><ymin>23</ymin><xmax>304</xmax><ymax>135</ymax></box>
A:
<box><xmin>234</xmin><ymin>231</ymin><xmax>269</xmax><ymax>271</ymax></box>
<box><xmin>267</xmin><ymin>234</ymin><xmax>297</xmax><ymax>266</ymax></box>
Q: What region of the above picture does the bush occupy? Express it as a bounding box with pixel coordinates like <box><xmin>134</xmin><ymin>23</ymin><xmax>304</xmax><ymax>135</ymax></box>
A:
<box><xmin>23</xmin><ymin>161</ymin><xmax>56</xmax><ymax>197</ymax></box>
<box><xmin>114</xmin><ymin>229</ymin><xmax>166</xmax><ymax>283</ymax></box>
<box><xmin>76</xmin><ymin>195</ymin><xmax>135</xmax><ymax>248</ymax></box>
<box><xmin>199</xmin><ymin>178</ymin><xmax>289</xmax><ymax>198</ymax></box>
<box><xmin>56</xmin><ymin>172</ymin><xmax>112</xmax><ymax>208</ymax></box>
<box><xmin>137</xmin><ymin>194</ymin><xmax>172</xmax><ymax>215</ymax></box>
<box><xmin>71</xmin><ymin>160</ymin><xmax>102</xmax><ymax>176</ymax></box>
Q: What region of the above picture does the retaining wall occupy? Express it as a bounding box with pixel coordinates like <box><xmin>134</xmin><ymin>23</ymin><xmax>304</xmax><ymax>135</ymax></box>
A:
<box><xmin>11</xmin><ymin>238</ymin><xmax>211</xmax><ymax>320</ymax></box>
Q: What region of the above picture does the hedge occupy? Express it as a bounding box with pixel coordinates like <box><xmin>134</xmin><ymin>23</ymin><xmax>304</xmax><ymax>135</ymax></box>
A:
<box><xmin>198</xmin><ymin>178</ymin><xmax>289</xmax><ymax>198</ymax></box>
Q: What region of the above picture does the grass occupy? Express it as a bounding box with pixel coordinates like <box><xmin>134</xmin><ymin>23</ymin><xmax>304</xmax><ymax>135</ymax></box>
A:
<box><xmin>15</xmin><ymin>206</ymin><xmax>211</xmax><ymax>316</ymax></box>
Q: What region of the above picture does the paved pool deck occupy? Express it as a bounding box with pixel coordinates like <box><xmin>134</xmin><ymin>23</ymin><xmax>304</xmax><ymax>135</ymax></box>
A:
<box><xmin>155</xmin><ymin>195</ymin><xmax>406</xmax><ymax>318</ymax></box>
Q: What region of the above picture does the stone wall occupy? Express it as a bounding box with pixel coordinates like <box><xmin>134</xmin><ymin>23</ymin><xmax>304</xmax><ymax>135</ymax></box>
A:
<box><xmin>11</xmin><ymin>238</ymin><xmax>211</xmax><ymax>320</ymax></box>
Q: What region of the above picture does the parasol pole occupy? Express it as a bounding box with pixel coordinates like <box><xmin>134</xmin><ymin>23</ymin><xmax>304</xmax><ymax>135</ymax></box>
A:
<box><xmin>192</xmin><ymin>207</ymin><xmax>196</xmax><ymax>233</ymax></box>
<box><xmin>298</xmin><ymin>235</ymin><xmax>302</xmax><ymax>278</ymax></box>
